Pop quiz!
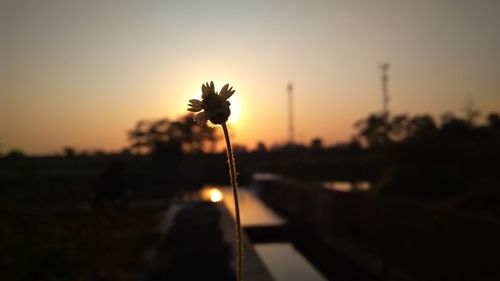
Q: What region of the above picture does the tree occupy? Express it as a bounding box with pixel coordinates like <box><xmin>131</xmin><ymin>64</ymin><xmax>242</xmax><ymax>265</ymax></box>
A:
<box><xmin>256</xmin><ymin>142</ymin><xmax>267</xmax><ymax>152</ymax></box>
<box><xmin>310</xmin><ymin>138</ymin><xmax>323</xmax><ymax>150</ymax></box>
<box><xmin>487</xmin><ymin>113</ymin><xmax>500</xmax><ymax>130</ymax></box>
<box><xmin>354</xmin><ymin>113</ymin><xmax>439</xmax><ymax>147</ymax></box>
<box><xmin>405</xmin><ymin>115</ymin><xmax>437</xmax><ymax>141</ymax></box>
<box><xmin>5</xmin><ymin>149</ymin><xmax>25</xmax><ymax>159</ymax></box>
<box><xmin>63</xmin><ymin>147</ymin><xmax>76</xmax><ymax>158</ymax></box>
<box><xmin>127</xmin><ymin>114</ymin><xmax>220</xmax><ymax>155</ymax></box>
<box><xmin>354</xmin><ymin>113</ymin><xmax>392</xmax><ymax>147</ymax></box>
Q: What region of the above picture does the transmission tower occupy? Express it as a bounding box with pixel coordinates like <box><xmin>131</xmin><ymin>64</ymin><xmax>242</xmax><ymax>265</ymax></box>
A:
<box><xmin>379</xmin><ymin>63</ymin><xmax>390</xmax><ymax>114</ymax></box>
<box><xmin>287</xmin><ymin>83</ymin><xmax>295</xmax><ymax>144</ymax></box>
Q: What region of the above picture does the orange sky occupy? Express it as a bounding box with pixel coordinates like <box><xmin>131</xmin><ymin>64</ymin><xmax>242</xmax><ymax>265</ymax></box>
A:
<box><xmin>1</xmin><ymin>0</ymin><xmax>500</xmax><ymax>155</ymax></box>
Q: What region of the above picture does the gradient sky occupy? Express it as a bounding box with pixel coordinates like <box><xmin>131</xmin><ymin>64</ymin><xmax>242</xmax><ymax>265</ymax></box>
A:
<box><xmin>1</xmin><ymin>0</ymin><xmax>499</xmax><ymax>154</ymax></box>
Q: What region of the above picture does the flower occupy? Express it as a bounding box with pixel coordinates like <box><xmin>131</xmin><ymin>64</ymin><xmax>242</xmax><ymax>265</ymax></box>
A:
<box><xmin>188</xmin><ymin>81</ymin><xmax>235</xmax><ymax>125</ymax></box>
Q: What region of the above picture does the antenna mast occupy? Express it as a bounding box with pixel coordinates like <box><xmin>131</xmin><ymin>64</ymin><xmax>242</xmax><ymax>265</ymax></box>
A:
<box><xmin>287</xmin><ymin>83</ymin><xmax>295</xmax><ymax>144</ymax></box>
<box><xmin>379</xmin><ymin>63</ymin><xmax>390</xmax><ymax>114</ymax></box>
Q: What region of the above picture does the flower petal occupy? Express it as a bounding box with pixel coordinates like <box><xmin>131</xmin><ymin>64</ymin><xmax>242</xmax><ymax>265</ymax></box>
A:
<box><xmin>189</xmin><ymin>99</ymin><xmax>202</xmax><ymax>106</ymax></box>
<box><xmin>187</xmin><ymin>106</ymin><xmax>201</xmax><ymax>112</ymax></box>
<box><xmin>187</xmin><ymin>99</ymin><xmax>202</xmax><ymax>112</ymax></box>
<box><xmin>202</xmin><ymin>82</ymin><xmax>215</xmax><ymax>99</ymax></box>
<box><xmin>201</xmin><ymin>84</ymin><xmax>208</xmax><ymax>98</ymax></box>
<box><xmin>193</xmin><ymin>111</ymin><xmax>208</xmax><ymax>125</ymax></box>
<box><xmin>220</xmin><ymin>85</ymin><xmax>235</xmax><ymax>100</ymax></box>
<box><xmin>219</xmin><ymin>84</ymin><xmax>229</xmax><ymax>95</ymax></box>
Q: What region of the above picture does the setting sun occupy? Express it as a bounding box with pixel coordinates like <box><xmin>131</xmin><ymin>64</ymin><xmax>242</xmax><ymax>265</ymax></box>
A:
<box><xmin>227</xmin><ymin>95</ymin><xmax>241</xmax><ymax>125</ymax></box>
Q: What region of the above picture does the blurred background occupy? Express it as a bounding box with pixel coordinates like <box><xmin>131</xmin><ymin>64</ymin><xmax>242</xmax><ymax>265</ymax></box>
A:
<box><xmin>1</xmin><ymin>1</ymin><xmax>499</xmax><ymax>281</ymax></box>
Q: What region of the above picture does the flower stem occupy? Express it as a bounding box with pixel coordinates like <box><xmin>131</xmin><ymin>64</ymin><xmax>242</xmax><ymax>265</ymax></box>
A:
<box><xmin>221</xmin><ymin>122</ymin><xmax>243</xmax><ymax>281</ymax></box>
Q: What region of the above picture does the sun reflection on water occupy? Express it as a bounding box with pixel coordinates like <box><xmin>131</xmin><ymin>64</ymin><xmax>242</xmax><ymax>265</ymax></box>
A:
<box><xmin>209</xmin><ymin>188</ymin><xmax>223</xmax><ymax>202</ymax></box>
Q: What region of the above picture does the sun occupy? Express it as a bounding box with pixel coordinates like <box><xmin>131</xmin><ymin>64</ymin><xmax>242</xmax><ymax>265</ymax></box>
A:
<box><xmin>227</xmin><ymin>94</ymin><xmax>241</xmax><ymax>125</ymax></box>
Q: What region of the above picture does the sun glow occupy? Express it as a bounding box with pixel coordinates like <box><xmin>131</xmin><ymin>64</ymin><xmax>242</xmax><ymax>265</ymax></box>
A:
<box><xmin>227</xmin><ymin>95</ymin><xmax>241</xmax><ymax>125</ymax></box>
<box><xmin>209</xmin><ymin>188</ymin><xmax>223</xmax><ymax>202</ymax></box>
<box><xmin>199</xmin><ymin>186</ymin><xmax>224</xmax><ymax>202</ymax></box>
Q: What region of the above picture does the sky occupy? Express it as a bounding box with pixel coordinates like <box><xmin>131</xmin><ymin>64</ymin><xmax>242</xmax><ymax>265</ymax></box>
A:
<box><xmin>1</xmin><ymin>0</ymin><xmax>499</xmax><ymax>155</ymax></box>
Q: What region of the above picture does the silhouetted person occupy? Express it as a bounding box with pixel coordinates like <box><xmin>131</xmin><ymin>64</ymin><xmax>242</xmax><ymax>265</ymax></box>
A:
<box><xmin>95</xmin><ymin>162</ymin><xmax>126</xmax><ymax>207</ymax></box>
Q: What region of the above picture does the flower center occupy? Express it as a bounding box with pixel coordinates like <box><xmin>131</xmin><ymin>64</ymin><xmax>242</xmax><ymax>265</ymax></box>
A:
<box><xmin>202</xmin><ymin>93</ymin><xmax>223</xmax><ymax>112</ymax></box>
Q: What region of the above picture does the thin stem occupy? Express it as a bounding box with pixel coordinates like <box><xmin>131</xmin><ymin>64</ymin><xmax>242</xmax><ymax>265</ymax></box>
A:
<box><xmin>222</xmin><ymin>122</ymin><xmax>243</xmax><ymax>281</ymax></box>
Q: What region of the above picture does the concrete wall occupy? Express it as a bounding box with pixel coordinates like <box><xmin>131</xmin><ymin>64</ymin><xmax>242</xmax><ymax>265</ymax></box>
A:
<box><xmin>255</xmin><ymin>178</ymin><xmax>500</xmax><ymax>281</ymax></box>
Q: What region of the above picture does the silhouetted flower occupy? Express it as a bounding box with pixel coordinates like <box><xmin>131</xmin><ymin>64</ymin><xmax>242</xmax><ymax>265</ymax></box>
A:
<box><xmin>188</xmin><ymin>81</ymin><xmax>235</xmax><ymax>125</ymax></box>
<box><xmin>187</xmin><ymin>81</ymin><xmax>243</xmax><ymax>280</ymax></box>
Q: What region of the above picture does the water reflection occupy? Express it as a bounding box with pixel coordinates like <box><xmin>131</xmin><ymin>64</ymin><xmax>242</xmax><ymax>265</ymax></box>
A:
<box><xmin>253</xmin><ymin>173</ymin><xmax>282</xmax><ymax>181</ymax></box>
<box><xmin>200</xmin><ymin>185</ymin><xmax>327</xmax><ymax>281</ymax></box>
<box><xmin>255</xmin><ymin>243</ymin><xmax>327</xmax><ymax>281</ymax></box>
<box><xmin>198</xmin><ymin>186</ymin><xmax>224</xmax><ymax>202</ymax></box>
<box><xmin>218</xmin><ymin>187</ymin><xmax>285</xmax><ymax>226</ymax></box>
<box><xmin>322</xmin><ymin>181</ymin><xmax>371</xmax><ymax>192</ymax></box>
<box><xmin>209</xmin><ymin>188</ymin><xmax>223</xmax><ymax>202</ymax></box>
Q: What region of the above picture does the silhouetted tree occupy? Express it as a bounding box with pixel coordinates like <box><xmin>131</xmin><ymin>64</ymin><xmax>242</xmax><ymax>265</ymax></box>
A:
<box><xmin>354</xmin><ymin>113</ymin><xmax>392</xmax><ymax>147</ymax></box>
<box><xmin>439</xmin><ymin>113</ymin><xmax>472</xmax><ymax>140</ymax></box>
<box><xmin>389</xmin><ymin>114</ymin><xmax>410</xmax><ymax>142</ymax></box>
<box><xmin>354</xmin><ymin>113</ymin><xmax>439</xmax><ymax>147</ymax></box>
<box><xmin>63</xmin><ymin>147</ymin><xmax>76</xmax><ymax>158</ymax></box>
<box><xmin>487</xmin><ymin>113</ymin><xmax>500</xmax><ymax>130</ymax></box>
<box><xmin>310</xmin><ymin>138</ymin><xmax>323</xmax><ymax>150</ymax></box>
<box><xmin>256</xmin><ymin>142</ymin><xmax>267</xmax><ymax>152</ymax></box>
<box><xmin>127</xmin><ymin>114</ymin><xmax>220</xmax><ymax>155</ymax></box>
<box><xmin>233</xmin><ymin>144</ymin><xmax>247</xmax><ymax>154</ymax></box>
<box><xmin>405</xmin><ymin>115</ymin><xmax>437</xmax><ymax>141</ymax></box>
<box><xmin>353</xmin><ymin>111</ymin><xmax>500</xmax><ymax>200</ymax></box>
<box><xmin>5</xmin><ymin>149</ymin><xmax>25</xmax><ymax>159</ymax></box>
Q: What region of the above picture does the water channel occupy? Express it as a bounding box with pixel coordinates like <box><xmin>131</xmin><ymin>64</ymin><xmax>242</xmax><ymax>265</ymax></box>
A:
<box><xmin>212</xmin><ymin>186</ymin><xmax>328</xmax><ymax>281</ymax></box>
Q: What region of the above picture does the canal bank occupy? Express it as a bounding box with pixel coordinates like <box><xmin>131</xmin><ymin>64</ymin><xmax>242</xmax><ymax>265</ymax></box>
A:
<box><xmin>147</xmin><ymin>200</ymin><xmax>274</xmax><ymax>281</ymax></box>
<box><xmin>152</xmin><ymin>185</ymin><xmax>354</xmax><ymax>281</ymax></box>
<box><xmin>254</xmin><ymin>177</ymin><xmax>500</xmax><ymax>281</ymax></box>
<box><xmin>149</xmin><ymin>182</ymin><xmax>394</xmax><ymax>281</ymax></box>
<box><xmin>218</xmin><ymin>186</ymin><xmax>331</xmax><ymax>281</ymax></box>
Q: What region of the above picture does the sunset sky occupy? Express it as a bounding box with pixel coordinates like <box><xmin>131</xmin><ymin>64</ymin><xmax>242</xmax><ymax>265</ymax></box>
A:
<box><xmin>1</xmin><ymin>0</ymin><xmax>499</xmax><ymax>154</ymax></box>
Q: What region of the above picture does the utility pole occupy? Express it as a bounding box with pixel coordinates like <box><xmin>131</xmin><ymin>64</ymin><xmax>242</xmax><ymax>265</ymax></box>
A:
<box><xmin>287</xmin><ymin>83</ymin><xmax>295</xmax><ymax>144</ymax></box>
<box><xmin>379</xmin><ymin>63</ymin><xmax>390</xmax><ymax>115</ymax></box>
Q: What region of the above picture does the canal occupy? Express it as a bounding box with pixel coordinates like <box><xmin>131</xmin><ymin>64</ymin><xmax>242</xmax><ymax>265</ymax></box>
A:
<box><xmin>213</xmin><ymin>186</ymin><xmax>328</xmax><ymax>281</ymax></box>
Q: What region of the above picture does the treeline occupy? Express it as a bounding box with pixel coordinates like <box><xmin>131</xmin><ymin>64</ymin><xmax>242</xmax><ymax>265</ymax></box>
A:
<box><xmin>2</xmin><ymin>111</ymin><xmax>499</xmax><ymax>203</ymax></box>
<box><xmin>225</xmin><ymin>111</ymin><xmax>500</xmax><ymax>205</ymax></box>
<box><xmin>168</xmin><ymin>111</ymin><xmax>499</xmax><ymax>203</ymax></box>
<box><xmin>352</xmin><ymin>112</ymin><xmax>500</xmax><ymax>199</ymax></box>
